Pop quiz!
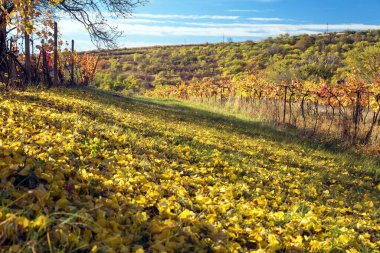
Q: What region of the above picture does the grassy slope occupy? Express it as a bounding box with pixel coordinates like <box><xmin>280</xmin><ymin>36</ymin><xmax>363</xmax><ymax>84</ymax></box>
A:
<box><xmin>92</xmin><ymin>31</ymin><xmax>380</xmax><ymax>92</ymax></box>
<box><xmin>0</xmin><ymin>87</ymin><xmax>379</xmax><ymax>252</ymax></box>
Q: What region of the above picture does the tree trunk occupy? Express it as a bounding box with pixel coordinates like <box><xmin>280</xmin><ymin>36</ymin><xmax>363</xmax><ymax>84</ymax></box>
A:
<box><xmin>0</xmin><ymin>13</ymin><xmax>8</xmax><ymax>81</ymax></box>
<box><xmin>53</xmin><ymin>22</ymin><xmax>58</xmax><ymax>86</ymax></box>
<box><xmin>71</xmin><ymin>40</ymin><xmax>75</xmax><ymax>85</ymax></box>
<box><xmin>25</xmin><ymin>32</ymin><xmax>31</xmax><ymax>85</ymax></box>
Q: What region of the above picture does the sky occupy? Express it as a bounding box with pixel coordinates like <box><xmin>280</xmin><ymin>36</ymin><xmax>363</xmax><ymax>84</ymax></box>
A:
<box><xmin>60</xmin><ymin>0</ymin><xmax>380</xmax><ymax>50</ymax></box>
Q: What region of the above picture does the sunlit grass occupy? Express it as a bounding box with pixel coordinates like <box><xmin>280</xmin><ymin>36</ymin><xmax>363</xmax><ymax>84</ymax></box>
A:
<box><xmin>0</xmin><ymin>87</ymin><xmax>379</xmax><ymax>252</ymax></box>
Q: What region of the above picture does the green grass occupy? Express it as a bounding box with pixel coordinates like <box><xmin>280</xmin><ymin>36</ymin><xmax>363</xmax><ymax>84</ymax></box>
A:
<box><xmin>129</xmin><ymin>93</ymin><xmax>380</xmax><ymax>175</ymax></box>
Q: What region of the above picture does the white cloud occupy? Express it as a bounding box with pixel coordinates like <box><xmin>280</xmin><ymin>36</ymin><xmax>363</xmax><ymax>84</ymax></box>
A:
<box><xmin>58</xmin><ymin>15</ymin><xmax>380</xmax><ymax>50</ymax></box>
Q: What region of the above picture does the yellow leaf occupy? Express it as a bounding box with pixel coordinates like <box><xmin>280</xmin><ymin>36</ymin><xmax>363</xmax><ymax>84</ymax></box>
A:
<box><xmin>134</xmin><ymin>247</ymin><xmax>144</xmax><ymax>253</ymax></box>
<box><xmin>268</xmin><ymin>234</ymin><xmax>280</xmax><ymax>249</ymax></box>
<box><xmin>16</xmin><ymin>216</ymin><xmax>30</xmax><ymax>229</ymax></box>
<box><xmin>135</xmin><ymin>195</ymin><xmax>146</xmax><ymax>204</ymax></box>
<box><xmin>337</xmin><ymin>234</ymin><xmax>350</xmax><ymax>246</ymax></box>
<box><xmin>178</xmin><ymin>209</ymin><xmax>196</xmax><ymax>220</ymax></box>
<box><xmin>32</xmin><ymin>215</ymin><xmax>49</xmax><ymax>229</ymax></box>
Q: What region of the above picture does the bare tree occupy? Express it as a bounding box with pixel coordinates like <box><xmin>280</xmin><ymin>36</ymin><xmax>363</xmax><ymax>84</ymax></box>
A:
<box><xmin>1</xmin><ymin>0</ymin><xmax>147</xmax><ymax>52</ymax></box>
<box><xmin>52</xmin><ymin>0</ymin><xmax>148</xmax><ymax>48</ymax></box>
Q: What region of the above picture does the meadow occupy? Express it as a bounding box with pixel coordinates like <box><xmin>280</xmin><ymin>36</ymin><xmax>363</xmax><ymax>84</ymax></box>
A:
<box><xmin>1</xmin><ymin>87</ymin><xmax>379</xmax><ymax>252</ymax></box>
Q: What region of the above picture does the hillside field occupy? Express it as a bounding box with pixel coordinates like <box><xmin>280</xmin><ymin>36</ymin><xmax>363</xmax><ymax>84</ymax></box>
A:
<box><xmin>0</xmin><ymin>87</ymin><xmax>379</xmax><ymax>252</ymax></box>
<box><xmin>92</xmin><ymin>31</ymin><xmax>380</xmax><ymax>92</ymax></box>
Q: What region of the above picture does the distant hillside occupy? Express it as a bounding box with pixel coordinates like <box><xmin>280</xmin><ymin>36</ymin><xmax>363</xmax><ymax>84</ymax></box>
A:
<box><xmin>91</xmin><ymin>30</ymin><xmax>380</xmax><ymax>92</ymax></box>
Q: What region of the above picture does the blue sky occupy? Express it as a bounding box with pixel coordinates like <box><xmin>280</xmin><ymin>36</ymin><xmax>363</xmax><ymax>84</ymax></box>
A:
<box><xmin>60</xmin><ymin>0</ymin><xmax>380</xmax><ymax>50</ymax></box>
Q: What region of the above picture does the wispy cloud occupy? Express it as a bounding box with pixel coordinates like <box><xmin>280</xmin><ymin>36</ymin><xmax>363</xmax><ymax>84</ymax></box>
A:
<box><xmin>227</xmin><ymin>9</ymin><xmax>272</xmax><ymax>13</ymax></box>
<box><xmin>61</xmin><ymin>18</ymin><xmax>380</xmax><ymax>38</ymax></box>
<box><xmin>58</xmin><ymin>12</ymin><xmax>380</xmax><ymax>50</ymax></box>
<box><xmin>113</xmin><ymin>23</ymin><xmax>380</xmax><ymax>37</ymax></box>
<box><xmin>247</xmin><ymin>17</ymin><xmax>284</xmax><ymax>21</ymax></box>
<box><xmin>133</xmin><ymin>13</ymin><xmax>240</xmax><ymax>20</ymax></box>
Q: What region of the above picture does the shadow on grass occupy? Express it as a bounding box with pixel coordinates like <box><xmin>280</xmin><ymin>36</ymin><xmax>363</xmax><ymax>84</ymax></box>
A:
<box><xmin>58</xmin><ymin>87</ymin><xmax>380</xmax><ymax>176</ymax></box>
<box><xmin>113</xmin><ymin>93</ymin><xmax>380</xmax><ymax>174</ymax></box>
<box><xmin>8</xmin><ymin>87</ymin><xmax>380</xmax><ymax>179</ymax></box>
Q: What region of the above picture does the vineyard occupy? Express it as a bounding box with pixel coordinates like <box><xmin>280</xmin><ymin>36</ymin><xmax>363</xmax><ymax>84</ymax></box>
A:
<box><xmin>0</xmin><ymin>0</ymin><xmax>104</xmax><ymax>90</ymax></box>
<box><xmin>145</xmin><ymin>71</ymin><xmax>380</xmax><ymax>148</ymax></box>
<box><xmin>0</xmin><ymin>88</ymin><xmax>379</xmax><ymax>252</ymax></box>
<box><xmin>0</xmin><ymin>28</ymin><xmax>98</xmax><ymax>90</ymax></box>
<box><xmin>93</xmin><ymin>31</ymin><xmax>380</xmax><ymax>149</ymax></box>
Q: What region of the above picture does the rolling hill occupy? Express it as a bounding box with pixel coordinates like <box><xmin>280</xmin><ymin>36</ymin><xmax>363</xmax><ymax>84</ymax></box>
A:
<box><xmin>91</xmin><ymin>30</ymin><xmax>380</xmax><ymax>93</ymax></box>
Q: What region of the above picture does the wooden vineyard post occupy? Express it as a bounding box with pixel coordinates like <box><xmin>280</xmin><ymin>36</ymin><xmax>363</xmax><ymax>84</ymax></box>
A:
<box><xmin>71</xmin><ymin>40</ymin><xmax>75</xmax><ymax>85</ymax></box>
<box><xmin>283</xmin><ymin>85</ymin><xmax>288</xmax><ymax>124</ymax></box>
<box><xmin>31</xmin><ymin>38</ymin><xmax>37</xmax><ymax>83</ymax></box>
<box><xmin>25</xmin><ymin>32</ymin><xmax>31</xmax><ymax>85</ymax></box>
<box><xmin>221</xmin><ymin>86</ymin><xmax>224</xmax><ymax>106</ymax></box>
<box><xmin>9</xmin><ymin>37</ymin><xmax>16</xmax><ymax>87</ymax></box>
<box><xmin>353</xmin><ymin>90</ymin><xmax>362</xmax><ymax>142</ymax></box>
<box><xmin>53</xmin><ymin>22</ymin><xmax>58</xmax><ymax>86</ymax></box>
<box><xmin>41</xmin><ymin>39</ymin><xmax>52</xmax><ymax>88</ymax></box>
<box><xmin>91</xmin><ymin>56</ymin><xmax>100</xmax><ymax>83</ymax></box>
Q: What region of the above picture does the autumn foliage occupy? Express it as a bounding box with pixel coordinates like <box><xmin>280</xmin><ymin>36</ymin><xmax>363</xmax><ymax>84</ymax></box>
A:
<box><xmin>146</xmin><ymin>68</ymin><xmax>380</xmax><ymax>146</ymax></box>
<box><xmin>0</xmin><ymin>1</ymin><xmax>100</xmax><ymax>88</ymax></box>
<box><xmin>0</xmin><ymin>88</ymin><xmax>379</xmax><ymax>252</ymax></box>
